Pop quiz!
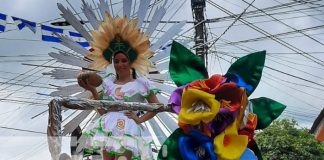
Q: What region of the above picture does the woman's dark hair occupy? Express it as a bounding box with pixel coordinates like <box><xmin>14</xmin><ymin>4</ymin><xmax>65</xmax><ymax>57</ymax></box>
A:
<box><xmin>132</xmin><ymin>68</ymin><xmax>137</xmax><ymax>79</ymax></box>
<box><xmin>113</xmin><ymin>51</ymin><xmax>129</xmax><ymax>61</ymax></box>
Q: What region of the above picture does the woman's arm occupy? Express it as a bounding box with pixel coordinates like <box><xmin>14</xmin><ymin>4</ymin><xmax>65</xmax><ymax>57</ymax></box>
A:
<box><xmin>124</xmin><ymin>93</ymin><xmax>160</xmax><ymax>124</ymax></box>
<box><xmin>77</xmin><ymin>75</ymin><xmax>106</xmax><ymax>115</ymax></box>
<box><xmin>147</xmin><ymin>92</ymin><xmax>160</xmax><ymax>103</ymax></box>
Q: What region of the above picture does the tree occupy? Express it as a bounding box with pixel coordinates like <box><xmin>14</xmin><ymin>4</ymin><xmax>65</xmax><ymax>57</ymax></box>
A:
<box><xmin>255</xmin><ymin>119</ymin><xmax>324</xmax><ymax>160</ymax></box>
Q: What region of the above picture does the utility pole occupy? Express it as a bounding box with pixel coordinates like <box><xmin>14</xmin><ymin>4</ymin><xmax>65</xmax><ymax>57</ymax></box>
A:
<box><xmin>191</xmin><ymin>0</ymin><xmax>208</xmax><ymax>66</ymax></box>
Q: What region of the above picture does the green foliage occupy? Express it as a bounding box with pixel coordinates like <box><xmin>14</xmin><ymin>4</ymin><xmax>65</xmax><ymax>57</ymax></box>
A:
<box><xmin>255</xmin><ymin>119</ymin><xmax>324</xmax><ymax>160</ymax></box>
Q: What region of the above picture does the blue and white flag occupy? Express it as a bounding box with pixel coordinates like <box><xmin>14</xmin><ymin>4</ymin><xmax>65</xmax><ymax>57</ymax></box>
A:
<box><xmin>161</xmin><ymin>42</ymin><xmax>172</xmax><ymax>50</ymax></box>
<box><xmin>0</xmin><ymin>13</ymin><xmax>7</xmax><ymax>32</ymax></box>
<box><xmin>12</xmin><ymin>16</ymin><xmax>37</xmax><ymax>33</ymax></box>
<box><xmin>69</xmin><ymin>31</ymin><xmax>90</xmax><ymax>47</ymax></box>
<box><xmin>41</xmin><ymin>25</ymin><xmax>63</xmax><ymax>42</ymax></box>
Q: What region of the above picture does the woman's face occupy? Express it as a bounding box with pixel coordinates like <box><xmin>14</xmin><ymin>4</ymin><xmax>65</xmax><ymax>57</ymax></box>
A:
<box><xmin>113</xmin><ymin>52</ymin><xmax>131</xmax><ymax>75</ymax></box>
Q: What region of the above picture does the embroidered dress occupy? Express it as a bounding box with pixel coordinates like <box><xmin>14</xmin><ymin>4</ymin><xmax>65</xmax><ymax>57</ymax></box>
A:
<box><xmin>83</xmin><ymin>75</ymin><xmax>159</xmax><ymax>160</ymax></box>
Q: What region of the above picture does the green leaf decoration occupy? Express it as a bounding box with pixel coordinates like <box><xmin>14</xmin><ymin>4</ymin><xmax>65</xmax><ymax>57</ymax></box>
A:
<box><xmin>157</xmin><ymin>128</ymin><xmax>186</xmax><ymax>160</ymax></box>
<box><xmin>251</xmin><ymin>97</ymin><xmax>286</xmax><ymax>129</ymax></box>
<box><xmin>169</xmin><ymin>41</ymin><xmax>208</xmax><ymax>87</ymax></box>
<box><xmin>249</xmin><ymin>142</ymin><xmax>263</xmax><ymax>160</ymax></box>
<box><xmin>226</xmin><ymin>51</ymin><xmax>266</xmax><ymax>96</ymax></box>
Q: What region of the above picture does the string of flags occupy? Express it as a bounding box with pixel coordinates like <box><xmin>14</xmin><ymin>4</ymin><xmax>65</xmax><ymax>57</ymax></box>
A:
<box><xmin>0</xmin><ymin>13</ymin><xmax>7</xmax><ymax>32</ymax></box>
<box><xmin>0</xmin><ymin>12</ymin><xmax>89</xmax><ymax>47</ymax></box>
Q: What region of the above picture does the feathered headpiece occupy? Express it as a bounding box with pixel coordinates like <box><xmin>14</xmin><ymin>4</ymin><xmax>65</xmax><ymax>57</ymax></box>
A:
<box><xmin>87</xmin><ymin>14</ymin><xmax>154</xmax><ymax>75</ymax></box>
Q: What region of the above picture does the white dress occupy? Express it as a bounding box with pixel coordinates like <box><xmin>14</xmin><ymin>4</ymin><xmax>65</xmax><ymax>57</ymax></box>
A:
<box><xmin>83</xmin><ymin>75</ymin><xmax>159</xmax><ymax>160</ymax></box>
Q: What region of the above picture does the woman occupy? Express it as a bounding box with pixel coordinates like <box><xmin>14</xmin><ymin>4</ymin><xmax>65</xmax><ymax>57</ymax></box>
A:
<box><xmin>78</xmin><ymin>51</ymin><xmax>160</xmax><ymax>160</ymax></box>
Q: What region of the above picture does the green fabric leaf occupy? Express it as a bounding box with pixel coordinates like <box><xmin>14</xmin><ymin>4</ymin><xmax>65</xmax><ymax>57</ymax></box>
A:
<box><xmin>251</xmin><ymin>97</ymin><xmax>286</xmax><ymax>129</ymax></box>
<box><xmin>157</xmin><ymin>128</ymin><xmax>186</xmax><ymax>160</ymax></box>
<box><xmin>226</xmin><ymin>51</ymin><xmax>266</xmax><ymax>96</ymax></box>
<box><xmin>249</xmin><ymin>142</ymin><xmax>263</xmax><ymax>160</ymax></box>
<box><xmin>169</xmin><ymin>41</ymin><xmax>208</xmax><ymax>87</ymax></box>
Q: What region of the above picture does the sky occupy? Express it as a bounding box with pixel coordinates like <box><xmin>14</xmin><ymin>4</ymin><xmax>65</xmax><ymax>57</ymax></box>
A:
<box><xmin>0</xmin><ymin>0</ymin><xmax>324</xmax><ymax>159</ymax></box>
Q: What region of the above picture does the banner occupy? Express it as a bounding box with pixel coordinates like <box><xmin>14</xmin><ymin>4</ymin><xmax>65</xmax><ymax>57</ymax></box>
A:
<box><xmin>69</xmin><ymin>31</ymin><xmax>90</xmax><ymax>47</ymax></box>
<box><xmin>0</xmin><ymin>13</ymin><xmax>7</xmax><ymax>32</ymax></box>
<box><xmin>0</xmin><ymin>12</ymin><xmax>89</xmax><ymax>48</ymax></box>
<box><xmin>41</xmin><ymin>25</ymin><xmax>63</xmax><ymax>42</ymax></box>
<box><xmin>12</xmin><ymin>16</ymin><xmax>37</xmax><ymax>33</ymax></box>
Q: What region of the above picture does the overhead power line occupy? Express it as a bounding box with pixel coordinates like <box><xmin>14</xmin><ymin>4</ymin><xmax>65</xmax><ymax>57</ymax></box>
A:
<box><xmin>211</xmin><ymin>52</ymin><xmax>323</xmax><ymax>111</ymax></box>
<box><xmin>207</xmin><ymin>0</ymin><xmax>256</xmax><ymax>49</ymax></box>
<box><xmin>214</xmin><ymin>51</ymin><xmax>324</xmax><ymax>55</ymax></box>
<box><xmin>0</xmin><ymin>54</ymin><xmax>48</xmax><ymax>58</ymax></box>
<box><xmin>263</xmin><ymin>74</ymin><xmax>324</xmax><ymax>101</ymax></box>
<box><xmin>208</xmin><ymin>0</ymin><xmax>324</xmax><ymax>23</ymax></box>
<box><xmin>207</xmin><ymin>0</ymin><xmax>324</xmax><ymax>67</ymax></box>
<box><xmin>210</xmin><ymin>12</ymin><xmax>323</xmax><ymax>30</ymax></box>
<box><xmin>241</xmin><ymin>0</ymin><xmax>324</xmax><ymax>47</ymax></box>
<box><xmin>266</xmin><ymin>56</ymin><xmax>324</xmax><ymax>81</ymax></box>
<box><xmin>0</xmin><ymin>126</ymin><xmax>46</xmax><ymax>135</ymax></box>
<box><xmin>265</xmin><ymin>66</ymin><xmax>324</xmax><ymax>88</ymax></box>
<box><xmin>0</xmin><ymin>59</ymin><xmax>54</xmax><ymax>63</ymax></box>
<box><xmin>0</xmin><ymin>81</ymin><xmax>56</xmax><ymax>89</ymax></box>
<box><xmin>214</xmin><ymin>51</ymin><xmax>324</xmax><ymax>89</ymax></box>
<box><xmin>0</xmin><ymin>60</ymin><xmax>57</xmax><ymax>103</ymax></box>
<box><xmin>0</xmin><ymin>98</ymin><xmax>48</xmax><ymax>105</ymax></box>
<box><xmin>217</xmin><ymin>24</ymin><xmax>324</xmax><ymax>46</ymax></box>
<box><xmin>262</xmin><ymin>72</ymin><xmax>324</xmax><ymax>92</ymax></box>
<box><xmin>267</xmin><ymin>55</ymin><xmax>324</xmax><ymax>71</ymax></box>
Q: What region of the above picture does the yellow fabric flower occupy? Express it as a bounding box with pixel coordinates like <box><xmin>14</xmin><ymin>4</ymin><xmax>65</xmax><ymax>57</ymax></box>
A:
<box><xmin>178</xmin><ymin>88</ymin><xmax>220</xmax><ymax>125</ymax></box>
<box><xmin>214</xmin><ymin>119</ymin><xmax>248</xmax><ymax>160</ymax></box>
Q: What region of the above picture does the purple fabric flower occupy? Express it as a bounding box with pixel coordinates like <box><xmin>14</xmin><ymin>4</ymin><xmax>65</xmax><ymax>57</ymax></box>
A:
<box><xmin>207</xmin><ymin>108</ymin><xmax>238</xmax><ymax>138</ymax></box>
<box><xmin>168</xmin><ymin>85</ymin><xmax>186</xmax><ymax>114</ymax></box>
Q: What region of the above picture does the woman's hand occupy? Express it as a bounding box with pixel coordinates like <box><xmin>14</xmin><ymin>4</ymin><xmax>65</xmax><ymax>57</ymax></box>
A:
<box><xmin>124</xmin><ymin>111</ymin><xmax>141</xmax><ymax>124</ymax></box>
<box><xmin>78</xmin><ymin>78</ymin><xmax>96</xmax><ymax>92</ymax></box>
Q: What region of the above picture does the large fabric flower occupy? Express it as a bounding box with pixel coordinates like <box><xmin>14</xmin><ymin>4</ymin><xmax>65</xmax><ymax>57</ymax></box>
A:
<box><xmin>168</xmin><ymin>85</ymin><xmax>186</xmax><ymax>114</ymax></box>
<box><xmin>213</xmin><ymin>83</ymin><xmax>245</xmax><ymax>112</ymax></box>
<box><xmin>224</xmin><ymin>73</ymin><xmax>253</xmax><ymax>93</ymax></box>
<box><xmin>207</xmin><ymin>87</ymin><xmax>247</xmax><ymax>137</ymax></box>
<box><xmin>238</xmin><ymin>113</ymin><xmax>258</xmax><ymax>148</ymax></box>
<box><xmin>178</xmin><ymin>88</ymin><xmax>220</xmax><ymax>125</ymax></box>
<box><xmin>178</xmin><ymin>130</ymin><xmax>217</xmax><ymax>160</ymax></box>
<box><xmin>187</xmin><ymin>74</ymin><xmax>225</xmax><ymax>94</ymax></box>
<box><xmin>208</xmin><ymin>108</ymin><xmax>238</xmax><ymax>138</ymax></box>
<box><xmin>164</xmin><ymin>45</ymin><xmax>284</xmax><ymax>160</ymax></box>
<box><xmin>179</xmin><ymin>122</ymin><xmax>211</xmax><ymax>136</ymax></box>
<box><xmin>187</xmin><ymin>74</ymin><xmax>245</xmax><ymax>112</ymax></box>
<box><xmin>214</xmin><ymin>119</ymin><xmax>248</xmax><ymax>160</ymax></box>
